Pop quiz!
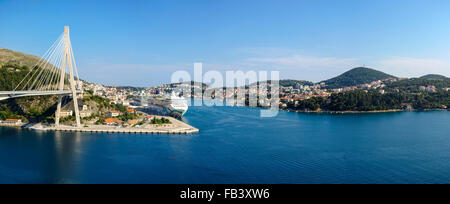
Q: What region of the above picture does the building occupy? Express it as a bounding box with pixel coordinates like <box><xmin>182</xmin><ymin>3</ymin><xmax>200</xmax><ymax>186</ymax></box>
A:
<box><xmin>104</xmin><ymin>118</ymin><xmax>123</xmax><ymax>126</ymax></box>
<box><xmin>80</xmin><ymin>111</ymin><xmax>92</xmax><ymax>118</ymax></box>
<box><xmin>108</xmin><ymin>111</ymin><xmax>120</xmax><ymax>118</ymax></box>
<box><xmin>401</xmin><ymin>103</ymin><xmax>413</xmax><ymax>111</ymax></box>
<box><xmin>126</xmin><ymin>108</ymin><xmax>136</xmax><ymax>114</ymax></box>
<box><xmin>7</xmin><ymin>67</ymin><xmax>20</xmax><ymax>72</ymax></box>
<box><xmin>128</xmin><ymin>120</ymin><xmax>138</xmax><ymax>125</ymax></box>
<box><xmin>420</xmin><ymin>85</ymin><xmax>436</xmax><ymax>93</ymax></box>
<box><xmin>80</xmin><ymin>105</ymin><xmax>92</xmax><ymax>118</ymax></box>
<box><xmin>121</xmin><ymin>100</ymin><xmax>130</xmax><ymax>106</ymax></box>
<box><xmin>60</xmin><ymin>110</ymin><xmax>73</xmax><ymax>117</ymax></box>
<box><xmin>2</xmin><ymin>119</ymin><xmax>22</xmax><ymax>125</ymax></box>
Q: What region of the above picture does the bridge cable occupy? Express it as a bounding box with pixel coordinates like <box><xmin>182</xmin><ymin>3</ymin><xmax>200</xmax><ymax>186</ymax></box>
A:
<box><xmin>19</xmin><ymin>34</ymin><xmax>63</xmax><ymax>91</ymax></box>
<box><xmin>14</xmin><ymin>33</ymin><xmax>64</xmax><ymax>91</ymax></box>
<box><xmin>28</xmin><ymin>35</ymin><xmax>64</xmax><ymax>91</ymax></box>
<box><xmin>36</xmin><ymin>40</ymin><xmax>64</xmax><ymax>91</ymax></box>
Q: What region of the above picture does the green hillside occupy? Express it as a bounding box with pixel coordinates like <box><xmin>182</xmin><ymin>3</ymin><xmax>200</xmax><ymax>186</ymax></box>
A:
<box><xmin>0</xmin><ymin>48</ymin><xmax>41</xmax><ymax>91</ymax></box>
<box><xmin>386</xmin><ymin>78</ymin><xmax>450</xmax><ymax>93</ymax></box>
<box><xmin>420</xmin><ymin>74</ymin><xmax>448</xmax><ymax>79</ymax></box>
<box><xmin>322</xmin><ymin>67</ymin><xmax>396</xmax><ymax>89</ymax></box>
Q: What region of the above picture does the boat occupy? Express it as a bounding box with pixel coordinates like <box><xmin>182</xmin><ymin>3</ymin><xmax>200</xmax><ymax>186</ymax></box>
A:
<box><xmin>137</xmin><ymin>92</ymin><xmax>188</xmax><ymax>118</ymax></box>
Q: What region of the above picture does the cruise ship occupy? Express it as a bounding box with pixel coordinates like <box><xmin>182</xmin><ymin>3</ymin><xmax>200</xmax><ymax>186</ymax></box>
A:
<box><xmin>137</xmin><ymin>92</ymin><xmax>188</xmax><ymax>118</ymax></box>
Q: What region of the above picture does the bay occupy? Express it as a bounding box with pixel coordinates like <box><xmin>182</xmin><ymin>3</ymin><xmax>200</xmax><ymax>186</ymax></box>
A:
<box><xmin>0</xmin><ymin>104</ymin><xmax>449</xmax><ymax>184</ymax></box>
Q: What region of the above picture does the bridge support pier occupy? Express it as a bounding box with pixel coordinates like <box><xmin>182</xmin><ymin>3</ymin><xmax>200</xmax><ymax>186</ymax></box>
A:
<box><xmin>55</xmin><ymin>26</ymin><xmax>81</xmax><ymax>128</ymax></box>
<box><xmin>55</xmin><ymin>95</ymin><xmax>63</xmax><ymax>126</ymax></box>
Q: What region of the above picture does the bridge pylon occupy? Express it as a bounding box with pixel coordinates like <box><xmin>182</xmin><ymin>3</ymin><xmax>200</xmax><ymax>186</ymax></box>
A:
<box><xmin>55</xmin><ymin>26</ymin><xmax>81</xmax><ymax>127</ymax></box>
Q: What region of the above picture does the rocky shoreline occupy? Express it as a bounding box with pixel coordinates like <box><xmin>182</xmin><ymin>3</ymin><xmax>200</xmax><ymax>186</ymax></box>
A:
<box><xmin>284</xmin><ymin>109</ymin><xmax>448</xmax><ymax>114</ymax></box>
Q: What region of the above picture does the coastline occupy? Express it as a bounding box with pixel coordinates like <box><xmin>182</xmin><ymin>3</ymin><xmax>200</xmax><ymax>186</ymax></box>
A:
<box><xmin>284</xmin><ymin>108</ymin><xmax>448</xmax><ymax>114</ymax></box>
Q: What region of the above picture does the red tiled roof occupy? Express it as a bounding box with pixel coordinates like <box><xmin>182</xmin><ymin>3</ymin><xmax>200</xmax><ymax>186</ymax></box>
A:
<box><xmin>104</xmin><ymin>118</ymin><xmax>116</xmax><ymax>123</ymax></box>
<box><xmin>105</xmin><ymin>118</ymin><xmax>122</xmax><ymax>124</ymax></box>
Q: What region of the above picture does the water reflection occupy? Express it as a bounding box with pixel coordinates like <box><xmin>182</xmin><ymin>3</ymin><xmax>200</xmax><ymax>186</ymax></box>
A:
<box><xmin>44</xmin><ymin>131</ymin><xmax>84</xmax><ymax>184</ymax></box>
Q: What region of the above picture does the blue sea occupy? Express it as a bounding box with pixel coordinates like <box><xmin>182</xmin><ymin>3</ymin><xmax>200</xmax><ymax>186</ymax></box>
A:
<box><xmin>0</xmin><ymin>104</ymin><xmax>449</xmax><ymax>184</ymax></box>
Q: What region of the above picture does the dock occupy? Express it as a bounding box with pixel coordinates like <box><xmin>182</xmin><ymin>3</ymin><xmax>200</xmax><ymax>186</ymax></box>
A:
<box><xmin>27</xmin><ymin>117</ymin><xmax>199</xmax><ymax>134</ymax></box>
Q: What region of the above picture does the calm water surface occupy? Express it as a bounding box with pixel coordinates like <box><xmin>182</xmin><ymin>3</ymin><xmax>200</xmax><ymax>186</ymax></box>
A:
<box><xmin>0</xmin><ymin>105</ymin><xmax>449</xmax><ymax>184</ymax></box>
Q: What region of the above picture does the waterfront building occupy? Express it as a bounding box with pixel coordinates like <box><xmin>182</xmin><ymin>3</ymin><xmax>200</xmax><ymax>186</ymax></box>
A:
<box><xmin>401</xmin><ymin>103</ymin><xmax>413</xmax><ymax>111</ymax></box>
<box><xmin>104</xmin><ymin>118</ymin><xmax>123</xmax><ymax>126</ymax></box>
<box><xmin>2</xmin><ymin>119</ymin><xmax>22</xmax><ymax>125</ymax></box>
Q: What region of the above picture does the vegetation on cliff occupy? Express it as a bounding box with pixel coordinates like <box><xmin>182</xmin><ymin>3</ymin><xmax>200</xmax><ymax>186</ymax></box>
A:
<box><xmin>386</xmin><ymin>78</ymin><xmax>450</xmax><ymax>93</ymax></box>
<box><xmin>288</xmin><ymin>90</ymin><xmax>450</xmax><ymax>112</ymax></box>
<box><xmin>0</xmin><ymin>95</ymin><xmax>58</xmax><ymax>122</ymax></box>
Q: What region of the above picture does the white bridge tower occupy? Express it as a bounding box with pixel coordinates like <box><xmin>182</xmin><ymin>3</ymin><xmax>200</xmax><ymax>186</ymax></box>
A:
<box><xmin>55</xmin><ymin>26</ymin><xmax>81</xmax><ymax>127</ymax></box>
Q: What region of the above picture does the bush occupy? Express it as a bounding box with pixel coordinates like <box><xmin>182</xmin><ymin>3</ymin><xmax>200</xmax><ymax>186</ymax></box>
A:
<box><xmin>150</xmin><ymin>117</ymin><xmax>171</xmax><ymax>125</ymax></box>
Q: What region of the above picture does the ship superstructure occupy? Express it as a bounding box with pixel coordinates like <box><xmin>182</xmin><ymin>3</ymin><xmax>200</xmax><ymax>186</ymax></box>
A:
<box><xmin>138</xmin><ymin>92</ymin><xmax>188</xmax><ymax>118</ymax></box>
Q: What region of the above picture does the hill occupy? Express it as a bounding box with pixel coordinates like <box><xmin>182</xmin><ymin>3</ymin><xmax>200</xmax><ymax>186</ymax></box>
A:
<box><xmin>0</xmin><ymin>48</ymin><xmax>43</xmax><ymax>91</ymax></box>
<box><xmin>0</xmin><ymin>48</ymin><xmax>41</xmax><ymax>68</ymax></box>
<box><xmin>322</xmin><ymin>67</ymin><xmax>396</xmax><ymax>89</ymax></box>
<box><xmin>420</xmin><ymin>74</ymin><xmax>448</xmax><ymax>79</ymax></box>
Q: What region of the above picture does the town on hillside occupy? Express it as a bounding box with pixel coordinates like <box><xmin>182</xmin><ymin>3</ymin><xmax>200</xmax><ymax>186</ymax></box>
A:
<box><xmin>82</xmin><ymin>67</ymin><xmax>450</xmax><ymax>114</ymax></box>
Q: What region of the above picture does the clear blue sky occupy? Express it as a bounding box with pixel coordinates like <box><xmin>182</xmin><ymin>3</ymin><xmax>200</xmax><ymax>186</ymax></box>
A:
<box><xmin>1</xmin><ymin>0</ymin><xmax>449</xmax><ymax>86</ymax></box>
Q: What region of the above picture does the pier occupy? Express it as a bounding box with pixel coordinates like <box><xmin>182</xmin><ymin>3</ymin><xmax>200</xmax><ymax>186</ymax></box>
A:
<box><xmin>27</xmin><ymin>117</ymin><xmax>199</xmax><ymax>134</ymax></box>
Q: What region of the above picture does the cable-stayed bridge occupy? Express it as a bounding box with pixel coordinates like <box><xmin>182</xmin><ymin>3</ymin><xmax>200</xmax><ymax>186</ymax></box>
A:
<box><xmin>0</xmin><ymin>26</ymin><xmax>82</xmax><ymax>127</ymax></box>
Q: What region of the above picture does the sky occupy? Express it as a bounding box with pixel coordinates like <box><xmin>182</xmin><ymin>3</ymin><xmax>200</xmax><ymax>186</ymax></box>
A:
<box><xmin>0</xmin><ymin>0</ymin><xmax>449</xmax><ymax>87</ymax></box>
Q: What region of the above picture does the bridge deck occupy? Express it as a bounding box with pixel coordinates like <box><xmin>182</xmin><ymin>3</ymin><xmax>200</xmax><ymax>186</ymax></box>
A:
<box><xmin>0</xmin><ymin>90</ymin><xmax>82</xmax><ymax>101</ymax></box>
<box><xmin>0</xmin><ymin>90</ymin><xmax>76</xmax><ymax>94</ymax></box>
